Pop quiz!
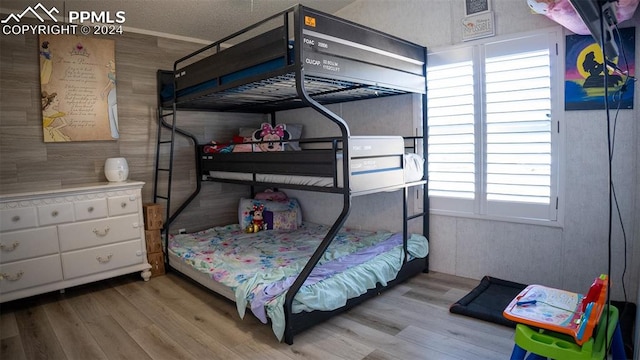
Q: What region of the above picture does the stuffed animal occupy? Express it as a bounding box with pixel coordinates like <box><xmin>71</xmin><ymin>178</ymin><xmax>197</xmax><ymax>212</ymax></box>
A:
<box><xmin>203</xmin><ymin>140</ymin><xmax>232</xmax><ymax>153</ymax></box>
<box><xmin>252</xmin><ymin>123</ymin><xmax>290</xmax><ymax>152</ymax></box>
<box><xmin>246</xmin><ymin>204</ymin><xmax>267</xmax><ymax>233</ymax></box>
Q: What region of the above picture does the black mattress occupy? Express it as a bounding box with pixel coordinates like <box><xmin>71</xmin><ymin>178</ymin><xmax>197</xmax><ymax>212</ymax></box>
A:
<box><xmin>450</xmin><ymin>276</ymin><xmax>527</xmax><ymax>328</ymax></box>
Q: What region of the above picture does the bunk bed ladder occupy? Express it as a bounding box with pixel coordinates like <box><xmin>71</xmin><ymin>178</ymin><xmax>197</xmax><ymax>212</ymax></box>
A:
<box><xmin>153</xmin><ymin>108</ymin><xmax>172</xmax><ymax>197</ymax></box>
<box><xmin>153</xmin><ymin>103</ymin><xmax>202</xmax><ymax>248</ymax></box>
<box><xmin>153</xmin><ymin>105</ymin><xmax>176</xmax><ymax>245</ymax></box>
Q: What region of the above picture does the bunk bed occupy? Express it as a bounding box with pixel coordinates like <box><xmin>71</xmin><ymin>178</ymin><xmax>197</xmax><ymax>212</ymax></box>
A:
<box><xmin>155</xmin><ymin>4</ymin><xmax>428</xmax><ymax>344</ymax></box>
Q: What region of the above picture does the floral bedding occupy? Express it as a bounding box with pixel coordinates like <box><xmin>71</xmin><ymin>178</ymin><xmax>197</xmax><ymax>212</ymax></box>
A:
<box><xmin>168</xmin><ymin>222</ymin><xmax>428</xmax><ymax>340</ymax></box>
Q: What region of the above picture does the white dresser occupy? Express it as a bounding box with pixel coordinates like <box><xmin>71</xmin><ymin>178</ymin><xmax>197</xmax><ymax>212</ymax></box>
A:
<box><xmin>0</xmin><ymin>181</ymin><xmax>151</xmax><ymax>303</ymax></box>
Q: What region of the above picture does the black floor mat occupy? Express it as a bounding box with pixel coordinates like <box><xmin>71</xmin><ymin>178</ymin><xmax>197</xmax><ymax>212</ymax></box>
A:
<box><xmin>449</xmin><ymin>275</ymin><xmax>526</xmax><ymax>328</ymax></box>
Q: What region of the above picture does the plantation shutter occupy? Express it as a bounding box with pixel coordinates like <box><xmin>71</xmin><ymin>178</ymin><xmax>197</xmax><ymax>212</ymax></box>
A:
<box><xmin>426</xmin><ymin>30</ymin><xmax>561</xmax><ymax>222</ymax></box>
<box><xmin>483</xmin><ymin>33</ymin><xmax>558</xmax><ymax>220</ymax></box>
<box><xmin>427</xmin><ymin>47</ymin><xmax>477</xmax><ymax>213</ymax></box>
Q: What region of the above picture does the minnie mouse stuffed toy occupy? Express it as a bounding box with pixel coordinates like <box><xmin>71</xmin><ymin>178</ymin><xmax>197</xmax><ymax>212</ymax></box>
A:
<box><xmin>252</xmin><ymin>123</ymin><xmax>290</xmax><ymax>152</ymax></box>
<box><xmin>246</xmin><ymin>204</ymin><xmax>267</xmax><ymax>233</ymax></box>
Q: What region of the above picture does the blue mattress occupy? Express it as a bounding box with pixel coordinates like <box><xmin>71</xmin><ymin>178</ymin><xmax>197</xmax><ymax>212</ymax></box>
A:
<box><xmin>162</xmin><ymin>45</ymin><xmax>293</xmax><ymax>102</ymax></box>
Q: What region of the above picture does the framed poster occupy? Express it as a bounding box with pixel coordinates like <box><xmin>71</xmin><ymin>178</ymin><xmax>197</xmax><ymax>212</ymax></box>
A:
<box><xmin>462</xmin><ymin>11</ymin><xmax>495</xmax><ymax>42</ymax></box>
<box><xmin>39</xmin><ymin>34</ymin><xmax>119</xmax><ymax>142</ymax></box>
<box><xmin>565</xmin><ymin>27</ymin><xmax>635</xmax><ymax>110</ymax></box>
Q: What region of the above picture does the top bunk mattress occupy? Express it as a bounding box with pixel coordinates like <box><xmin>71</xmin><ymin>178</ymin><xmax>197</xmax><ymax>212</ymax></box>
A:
<box><xmin>160</xmin><ymin>5</ymin><xmax>426</xmax><ymax>111</ymax></box>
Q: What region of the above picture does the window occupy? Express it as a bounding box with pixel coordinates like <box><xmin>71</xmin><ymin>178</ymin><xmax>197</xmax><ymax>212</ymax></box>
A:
<box><xmin>427</xmin><ymin>30</ymin><xmax>562</xmax><ymax>222</ymax></box>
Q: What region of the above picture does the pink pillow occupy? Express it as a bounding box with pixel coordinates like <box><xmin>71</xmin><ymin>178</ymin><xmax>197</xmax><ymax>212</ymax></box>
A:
<box><xmin>254</xmin><ymin>189</ymin><xmax>288</xmax><ymax>201</ymax></box>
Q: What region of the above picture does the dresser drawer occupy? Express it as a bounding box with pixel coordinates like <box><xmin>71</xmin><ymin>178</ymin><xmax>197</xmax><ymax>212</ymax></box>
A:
<box><xmin>74</xmin><ymin>198</ymin><xmax>108</xmax><ymax>221</ymax></box>
<box><xmin>0</xmin><ymin>227</ymin><xmax>59</xmax><ymax>264</ymax></box>
<box><xmin>61</xmin><ymin>240</ymin><xmax>145</xmax><ymax>279</ymax></box>
<box><xmin>0</xmin><ymin>206</ymin><xmax>37</xmax><ymax>232</ymax></box>
<box><xmin>58</xmin><ymin>214</ymin><xmax>141</xmax><ymax>252</ymax></box>
<box><xmin>0</xmin><ymin>181</ymin><xmax>148</xmax><ymax>303</ymax></box>
<box><xmin>0</xmin><ymin>255</ymin><xmax>63</xmax><ymax>294</ymax></box>
<box><xmin>108</xmin><ymin>195</ymin><xmax>139</xmax><ymax>216</ymax></box>
<box><xmin>38</xmin><ymin>202</ymin><xmax>74</xmax><ymax>226</ymax></box>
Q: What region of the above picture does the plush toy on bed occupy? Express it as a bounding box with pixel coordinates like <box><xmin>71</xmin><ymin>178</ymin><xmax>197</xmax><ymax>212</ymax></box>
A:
<box><xmin>252</xmin><ymin>123</ymin><xmax>290</xmax><ymax>152</ymax></box>
<box><xmin>202</xmin><ymin>140</ymin><xmax>233</xmax><ymax>154</ymax></box>
<box><xmin>246</xmin><ymin>204</ymin><xmax>267</xmax><ymax>233</ymax></box>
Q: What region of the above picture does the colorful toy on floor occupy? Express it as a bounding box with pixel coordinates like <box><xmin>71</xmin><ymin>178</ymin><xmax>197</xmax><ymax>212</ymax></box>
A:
<box><xmin>504</xmin><ymin>274</ymin><xmax>608</xmax><ymax>345</ymax></box>
<box><xmin>504</xmin><ymin>274</ymin><xmax>626</xmax><ymax>359</ymax></box>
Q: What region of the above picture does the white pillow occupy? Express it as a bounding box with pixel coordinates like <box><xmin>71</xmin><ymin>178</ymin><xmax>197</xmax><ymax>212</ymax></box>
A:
<box><xmin>404</xmin><ymin>153</ymin><xmax>424</xmax><ymax>182</ymax></box>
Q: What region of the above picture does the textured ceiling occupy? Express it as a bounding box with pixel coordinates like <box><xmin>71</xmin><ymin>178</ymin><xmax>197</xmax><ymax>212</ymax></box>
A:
<box><xmin>1</xmin><ymin>0</ymin><xmax>357</xmax><ymax>42</ymax></box>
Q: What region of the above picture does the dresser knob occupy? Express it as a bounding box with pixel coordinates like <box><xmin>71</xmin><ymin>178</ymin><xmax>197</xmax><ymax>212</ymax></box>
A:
<box><xmin>0</xmin><ymin>241</ymin><xmax>19</xmax><ymax>252</ymax></box>
<box><xmin>88</xmin><ymin>206</ymin><xmax>94</xmax><ymax>213</ymax></box>
<box><xmin>96</xmin><ymin>254</ymin><xmax>113</xmax><ymax>263</ymax></box>
<box><xmin>0</xmin><ymin>270</ymin><xmax>24</xmax><ymax>281</ymax></box>
<box><xmin>11</xmin><ymin>215</ymin><xmax>20</xmax><ymax>222</ymax></box>
<box><xmin>93</xmin><ymin>227</ymin><xmax>110</xmax><ymax>237</ymax></box>
<box><xmin>51</xmin><ymin>210</ymin><xmax>58</xmax><ymax>217</ymax></box>
<box><xmin>121</xmin><ymin>202</ymin><xmax>127</xmax><ymax>208</ymax></box>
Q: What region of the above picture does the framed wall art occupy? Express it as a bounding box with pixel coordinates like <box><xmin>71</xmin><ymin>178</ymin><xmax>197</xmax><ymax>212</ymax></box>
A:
<box><xmin>39</xmin><ymin>34</ymin><xmax>119</xmax><ymax>142</ymax></box>
<box><xmin>565</xmin><ymin>27</ymin><xmax>635</xmax><ymax>110</ymax></box>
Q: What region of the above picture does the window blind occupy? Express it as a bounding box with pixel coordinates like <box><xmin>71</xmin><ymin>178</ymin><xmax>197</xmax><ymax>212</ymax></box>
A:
<box><xmin>427</xmin><ymin>60</ymin><xmax>476</xmax><ymax>200</ymax></box>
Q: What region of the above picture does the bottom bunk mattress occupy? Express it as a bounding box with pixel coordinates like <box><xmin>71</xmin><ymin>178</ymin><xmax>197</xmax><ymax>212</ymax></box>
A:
<box><xmin>168</xmin><ymin>223</ymin><xmax>428</xmax><ymax>340</ymax></box>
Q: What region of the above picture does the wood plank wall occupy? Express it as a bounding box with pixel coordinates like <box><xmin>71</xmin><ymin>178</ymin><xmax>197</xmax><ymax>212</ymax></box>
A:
<box><xmin>0</xmin><ymin>21</ymin><xmax>264</xmax><ymax>232</ymax></box>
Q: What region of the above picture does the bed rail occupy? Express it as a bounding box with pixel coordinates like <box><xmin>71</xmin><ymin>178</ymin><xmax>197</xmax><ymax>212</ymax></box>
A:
<box><xmin>201</xmin><ymin>137</ymin><xmax>340</xmax><ymax>176</ymax></box>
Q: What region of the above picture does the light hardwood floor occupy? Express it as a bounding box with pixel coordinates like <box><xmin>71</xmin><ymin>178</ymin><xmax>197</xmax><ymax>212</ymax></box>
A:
<box><xmin>0</xmin><ymin>271</ymin><xmax>516</xmax><ymax>360</ymax></box>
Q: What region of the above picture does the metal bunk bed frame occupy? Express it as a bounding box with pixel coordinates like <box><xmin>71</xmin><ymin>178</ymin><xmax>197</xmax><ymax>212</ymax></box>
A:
<box><xmin>154</xmin><ymin>5</ymin><xmax>429</xmax><ymax>344</ymax></box>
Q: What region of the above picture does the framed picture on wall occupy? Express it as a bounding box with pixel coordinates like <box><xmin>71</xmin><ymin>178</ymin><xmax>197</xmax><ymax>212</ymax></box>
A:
<box><xmin>39</xmin><ymin>34</ymin><xmax>119</xmax><ymax>142</ymax></box>
<box><xmin>565</xmin><ymin>27</ymin><xmax>635</xmax><ymax>111</ymax></box>
<box><xmin>465</xmin><ymin>0</ymin><xmax>490</xmax><ymax>16</ymax></box>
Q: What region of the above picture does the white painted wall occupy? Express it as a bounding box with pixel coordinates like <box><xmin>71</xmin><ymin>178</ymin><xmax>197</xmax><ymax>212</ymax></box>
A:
<box><xmin>325</xmin><ymin>0</ymin><xmax>640</xmax><ymax>302</ymax></box>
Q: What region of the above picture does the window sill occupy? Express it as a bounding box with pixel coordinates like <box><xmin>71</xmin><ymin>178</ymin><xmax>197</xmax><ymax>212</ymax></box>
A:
<box><xmin>428</xmin><ymin>208</ymin><xmax>564</xmax><ymax>228</ymax></box>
